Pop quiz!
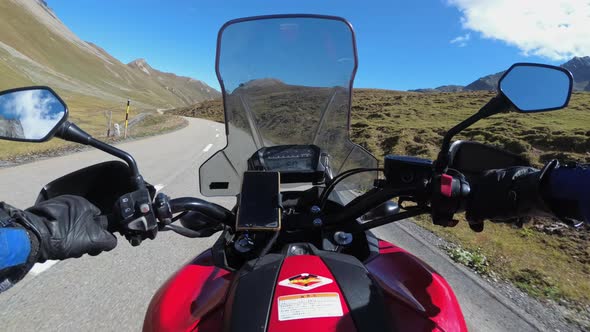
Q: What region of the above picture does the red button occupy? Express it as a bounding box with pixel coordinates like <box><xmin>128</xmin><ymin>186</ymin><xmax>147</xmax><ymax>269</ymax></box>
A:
<box><xmin>441</xmin><ymin>174</ymin><xmax>453</xmax><ymax>197</ymax></box>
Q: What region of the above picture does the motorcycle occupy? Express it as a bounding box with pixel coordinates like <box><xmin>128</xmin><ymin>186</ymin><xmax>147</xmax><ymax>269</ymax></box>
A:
<box><xmin>0</xmin><ymin>14</ymin><xmax>573</xmax><ymax>332</ymax></box>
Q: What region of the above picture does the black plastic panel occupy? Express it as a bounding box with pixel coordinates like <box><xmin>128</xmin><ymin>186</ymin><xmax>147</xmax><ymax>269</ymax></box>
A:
<box><xmin>317</xmin><ymin>250</ymin><xmax>394</xmax><ymax>332</ymax></box>
<box><xmin>35</xmin><ymin>161</ymin><xmax>136</xmax><ymax>214</ymax></box>
<box><xmin>225</xmin><ymin>254</ymin><xmax>284</xmax><ymax>332</ymax></box>
<box><xmin>449</xmin><ymin>140</ymin><xmax>530</xmax><ymax>173</ymax></box>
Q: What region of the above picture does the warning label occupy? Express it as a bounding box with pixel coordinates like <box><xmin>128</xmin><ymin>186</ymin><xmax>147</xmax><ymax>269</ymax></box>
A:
<box><xmin>277</xmin><ymin>292</ymin><xmax>343</xmax><ymax>321</ymax></box>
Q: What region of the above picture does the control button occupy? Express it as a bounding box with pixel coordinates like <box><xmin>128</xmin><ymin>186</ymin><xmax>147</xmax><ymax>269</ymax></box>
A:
<box><xmin>122</xmin><ymin>207</ymin><xmax>134</xmax><ymax>218</ymax></box>
<box><xmin>440</xmin><ymin>174</ymin><xmax>453</xmax><ymax>198</ymax></box>
<box><xmin>139</xmin><ymin>203</ymin><xmax>150</xmax><ymax>214</ymax></box>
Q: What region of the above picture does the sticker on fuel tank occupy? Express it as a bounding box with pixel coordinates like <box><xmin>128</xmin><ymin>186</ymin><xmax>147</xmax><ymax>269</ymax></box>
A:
<box><xmin>277</xmin><ymin>292</ymin><xmax>343</xmax><ymax>321</ymax></box>
<box><xmin>278</xmin><ymin>273</ymin><xmax>333</xmax><ymax>291</ymax></box>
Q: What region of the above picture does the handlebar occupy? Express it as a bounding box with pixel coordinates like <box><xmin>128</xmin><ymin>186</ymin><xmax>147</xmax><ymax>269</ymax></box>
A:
<box><xmin>168</xmin><ymin>197</ymin><xmax>234</xmax><ymax>224</ymax></box>
<box><xmin>324</xmin><ymin>186</ymin><xmax>417</xmax><ymax>225</ymax></box>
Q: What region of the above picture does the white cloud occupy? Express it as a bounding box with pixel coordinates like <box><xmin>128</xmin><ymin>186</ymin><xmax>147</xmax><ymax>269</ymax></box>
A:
<box><xmin>0</xmin><ymin>90</ymin><xmax>64</xmax><ymax>139</ymax></box>
<box><xmin>450</xmin><ymin>33</ymin><xmax>471</xmax><ymax>47</ymax></box>
<box><xmin>448</xmin><ymin>0</ymin><xmax>590</xmax><ymax>60</ymax></box>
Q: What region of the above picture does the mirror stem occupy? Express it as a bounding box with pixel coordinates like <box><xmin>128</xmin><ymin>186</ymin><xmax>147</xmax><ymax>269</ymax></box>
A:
<box><xmin>56</xmin><ymin>121</ymin><xmax>143</xmax><ymax>188</ymax></box>
<box><xmin>434</xmin><ymin>95</ymin><xmax>510</xmax><ymax>172</ymax></box>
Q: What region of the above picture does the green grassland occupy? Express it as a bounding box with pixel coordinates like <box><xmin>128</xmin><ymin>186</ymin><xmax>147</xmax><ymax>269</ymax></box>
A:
<box><xmin>174</xmin><ymin>89</ymin><xmax>590</xmax><ymax>317</ymax></box>
<box><xmin>350</xmin><ymin>90</ymin><xmax>590</xmax><ymax>167</ymax></box>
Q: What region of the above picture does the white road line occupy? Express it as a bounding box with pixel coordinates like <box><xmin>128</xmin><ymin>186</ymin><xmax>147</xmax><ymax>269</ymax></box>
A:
<box><xmin>215</xmin><ymin>134</ymin><xmax>220</xmax><ymax>138</ymax></box>
<box><xmin>29</xmin><ymin>260</ymin><xmax>58</xmax><ymax>276</ymax></box>
<box><xmin>203</xmin><ymin>143</ymin><xmax>213</xmax><ymax>152</ymax></box>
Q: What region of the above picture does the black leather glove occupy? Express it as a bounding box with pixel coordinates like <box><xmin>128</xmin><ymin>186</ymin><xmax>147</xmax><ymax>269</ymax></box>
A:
<box><xmin>6</xmin><ymin>195</ymin><xmax>117</xmax><ymax>262</ymax></box>
<box><xmin>464</xmin><ymin>161</ymin><xmax>558</xmax><ymax>231</ymax></box>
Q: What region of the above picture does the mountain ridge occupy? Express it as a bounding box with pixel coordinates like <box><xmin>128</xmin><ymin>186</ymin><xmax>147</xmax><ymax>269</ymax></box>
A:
<box><xmin>410</xmin><ymin>56</ymin><xmax>590</xmax><ymax>93</ymax></box>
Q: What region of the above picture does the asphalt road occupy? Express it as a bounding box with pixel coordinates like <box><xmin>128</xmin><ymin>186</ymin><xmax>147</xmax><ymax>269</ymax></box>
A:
<box><xmin>0</xmin><ymin>118</ymin><xmax>542</xmax><ymax>331</ymax></box>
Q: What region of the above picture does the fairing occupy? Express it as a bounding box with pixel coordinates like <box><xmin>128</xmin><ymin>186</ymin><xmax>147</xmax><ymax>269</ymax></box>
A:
<box><xmin>366</xmin><ymin>240</ymin><xmax>468</xmax><ymax>332</ymax></box>
<box><xmin>142</xmin><ymin>250</ymin><xmax>231</xmax><ymax>332</ymax></box>
<box><xmin>200</xmin><ymin>15</ymin><xmax>377</xmax><ymax>200</ymax></box>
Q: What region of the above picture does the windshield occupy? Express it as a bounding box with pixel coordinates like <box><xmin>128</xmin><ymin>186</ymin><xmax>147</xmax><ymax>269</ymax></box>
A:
<box><xmin>200</xmin><ymin>15</ymin><xmax>377</xmax><ymax>200</ymax></box>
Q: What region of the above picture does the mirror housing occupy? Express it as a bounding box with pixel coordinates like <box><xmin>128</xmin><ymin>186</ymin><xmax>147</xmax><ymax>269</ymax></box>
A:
<box><xmin>0</xmin><ymin>86</ymin><xmax>68</xmax><ymax>142</ymax></box>
<box><xmin>435</xmin><ymin>63</ymin><xmax>573</xmax><ymax>172</ymax></box>
<box><xmin>498</xmin><ymin>63</ymin><xmax>573</xmax><ymax>112</ymax></box>
<box><xmin>448</xmin><ymin>141</ymin><xmax>530</xmax><ymax>174</ymax></box>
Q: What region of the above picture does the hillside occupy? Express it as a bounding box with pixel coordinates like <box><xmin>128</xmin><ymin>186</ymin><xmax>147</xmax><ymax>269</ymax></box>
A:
<box><xmin>172</xmin><ymin>89</ymin><xmax>590</xmax><ymax>166</ymax></box>
<box><xmin>0</xmin><ymin>0</ymin><xmax>219</xmax><ymax>109</ymax></box>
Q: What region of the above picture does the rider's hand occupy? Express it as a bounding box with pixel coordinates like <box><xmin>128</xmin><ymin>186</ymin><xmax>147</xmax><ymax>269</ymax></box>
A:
<box><xmin>543</xmin><ymin>162</ymin><xmax>590</xmax><ymax>226</ymax></box>
<box><xmin>5</xmin><ymin>195</ymin><xmax>117</xmax><ymax>262</ymax></box>
<box><xmin>464</xmin><ymin>161</ymin><xmax>558</xmax><ymax>231</ymax></box>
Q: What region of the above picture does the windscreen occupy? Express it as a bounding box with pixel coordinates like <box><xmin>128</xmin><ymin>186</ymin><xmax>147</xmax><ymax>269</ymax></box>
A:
<box><xmin>200</xmin><ymin>16</ymin><xmax>378</xmax><ymax>201</ymax></box>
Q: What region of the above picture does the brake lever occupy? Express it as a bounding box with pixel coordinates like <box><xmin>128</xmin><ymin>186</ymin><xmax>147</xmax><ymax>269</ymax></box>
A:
<box><xmin>161</xmin><ymin>223</ymin><xmax>223</xmax><ymax>238</ymax></box>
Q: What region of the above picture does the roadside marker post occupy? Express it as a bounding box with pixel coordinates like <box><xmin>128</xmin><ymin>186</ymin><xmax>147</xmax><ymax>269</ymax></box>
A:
<box><xmin>124</xmin><ymin>100</ymin><xmax>130</xmax><ymax>139</ymax></box>
<box><xmin>105</xmin><ymin>110</ymin><xmax>112</xmax><ymax>137</ymax></box>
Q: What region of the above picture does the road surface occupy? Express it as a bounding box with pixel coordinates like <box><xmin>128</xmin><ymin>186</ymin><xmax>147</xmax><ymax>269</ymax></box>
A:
<box><xmin>0</xmin><ymin>118</ymin><xmax>543</xmax><ymax>331</ymax></box>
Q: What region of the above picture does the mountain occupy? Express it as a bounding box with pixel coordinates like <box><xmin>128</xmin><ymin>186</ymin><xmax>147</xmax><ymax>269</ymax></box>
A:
<box><xmin>411</xmin><ymin>56</ymin><xmax>590</xmax><ymax>93</ymax></box>
<box><xmin>0</xmin><ymin>0</ymin><xmax>219</xmax><ymax>109</ymax></box>
<box><xmin>463</xmin><ymin>71</ymin><xmax>505</xmax><ymax>91</ymax></box>
<box><xmin>127</xmin><ymin>59</ymin><xmax>218</xmax><ymax>105</ymax></box>
<box><xmin>561</xmin><ymin>56</ymin><xmax>590</xmax><ymax>91</ymax></box>
<box><xmin>0</xmin><ymin>118</ymin><xmax>24</xmax><ymax>138</ymax></box>
<box><xmin>410</xmin><ymin>85</ymin><xmax>464</xmax><ymax>93</ymax></box>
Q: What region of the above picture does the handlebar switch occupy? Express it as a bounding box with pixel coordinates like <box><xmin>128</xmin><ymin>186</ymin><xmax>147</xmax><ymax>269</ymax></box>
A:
<box><xmin>119</xmin><ymin>194</ymin><xmax>135</xmax><ymax>219</ymax></box>
<box><xmin>114</xmin><ymin>188</ymin><xmax>158</xmax><ymax>243</ymax></box>
<box><xmin>384</xmin><ymin>155</ymin><xmax>432</xmax><ymax>187</ymax></box>
<box><xmin>154</xmin><ymin>193</ymin><xmax>172</xmax><ymax>225</ymax></box>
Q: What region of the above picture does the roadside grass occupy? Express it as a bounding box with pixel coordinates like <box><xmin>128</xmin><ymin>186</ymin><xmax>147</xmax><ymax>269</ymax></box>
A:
<box><xmin>128</xmin><ymin>113</ymin><xmax>188</xmax><ymax>138</ymax></box>
<box><xmin>0</xmin><ymin>93</ymin><xmax>186</xmax><ymax>161</ymax></box>
<box><xmin>171</xmin><ymin>99</ymin><xmax>224</xmax><ymax>123</ymax></box>
<box><xmin>444</xmin><ymin>244</ymin><xmax>490</xmax><ymax>275</ymax></box>
<box><xmin>174</xmin><ymin>89</ymin><xmax>590</xmax><ymax>311</ymax></box>
<box><xmin>415</xmin><ymin>215</ymin><xmax>589</xmax><ymax>309</ymax></box>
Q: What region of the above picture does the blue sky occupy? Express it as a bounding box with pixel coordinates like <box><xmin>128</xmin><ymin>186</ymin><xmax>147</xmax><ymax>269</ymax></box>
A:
<box><xmin>48</xmin><ymin>0</ymin><xmax>586</xmax><ymax>91</ymax></box>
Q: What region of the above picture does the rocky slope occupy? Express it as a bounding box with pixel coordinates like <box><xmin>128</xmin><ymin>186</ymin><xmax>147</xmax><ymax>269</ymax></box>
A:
<box><xmin>0</xmin><ymin>118</ymin><xmax>24</xmax><ymax>138</ymax></box>
<box><xmin>127</xmin><ymin>59</ymin><xmax>217</xmax><ymax>106</ymax></box>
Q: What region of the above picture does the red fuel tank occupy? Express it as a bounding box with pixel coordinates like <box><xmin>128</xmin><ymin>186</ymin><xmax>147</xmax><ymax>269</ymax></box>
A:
<box><xmin>143</xmin><ymin>239</ymin><xmax>466</xmax><ymax>332</ymax></box>
<box><xmin>366</xmin><ymin>240</ymin><xmax>467</xmax><ymax>332</ymax></box>
<box><xmin>143</xmin><ymin>250</ymin><xmax>232</xmax><ymax>332</ymax></box>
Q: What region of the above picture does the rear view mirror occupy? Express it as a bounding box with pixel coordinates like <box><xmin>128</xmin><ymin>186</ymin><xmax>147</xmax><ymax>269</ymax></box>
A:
<box><xmin>498</xmin><ymin>63</ymin><xmax>573</xmax><ymax>113</ymax></box>
<box><xmin>0</xmin><ymin>86</ymin><xmax>68</xmax><ymax>142</ymax></box>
